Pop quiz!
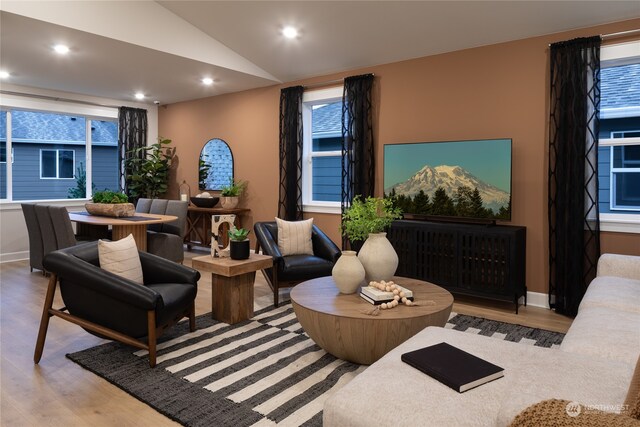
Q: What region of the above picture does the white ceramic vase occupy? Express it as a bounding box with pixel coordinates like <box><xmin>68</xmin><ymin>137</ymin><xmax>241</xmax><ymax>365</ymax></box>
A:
<box><xmin>357</xmin><ymin>232</ymin><xmax>399</xmax><ymax>283</ymax></box>
<box><xmin>332</xmin><ymin>250</ymin><xmax>366</xmax><ymax>294</ymax></box>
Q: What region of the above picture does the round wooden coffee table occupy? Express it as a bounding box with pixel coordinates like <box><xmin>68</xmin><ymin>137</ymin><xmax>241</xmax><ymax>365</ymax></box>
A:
<box><xmin>290</xmin><ymin>276</ymin><xmax>454</xmax><ymax>365</ymax></box>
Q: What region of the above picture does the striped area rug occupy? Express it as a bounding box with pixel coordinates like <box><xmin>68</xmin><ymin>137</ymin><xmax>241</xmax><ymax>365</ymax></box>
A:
<box><xmin>67</xmin><ymin>305</ymin><xmax>564</xmax><ymax>427</ymax></box>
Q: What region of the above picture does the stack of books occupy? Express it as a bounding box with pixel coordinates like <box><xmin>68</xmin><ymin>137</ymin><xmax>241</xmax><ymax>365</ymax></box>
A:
<box><xmin>359</xmin><ymin>284</ymin><xmax>414</xmax><ymax>305</ymax></box>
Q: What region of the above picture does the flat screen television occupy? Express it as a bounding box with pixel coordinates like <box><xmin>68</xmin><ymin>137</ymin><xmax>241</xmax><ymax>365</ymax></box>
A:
<box><xmin>384</xmin><ymin>138</ymin><xmax>512</xmax><ymax>221</ymax></box>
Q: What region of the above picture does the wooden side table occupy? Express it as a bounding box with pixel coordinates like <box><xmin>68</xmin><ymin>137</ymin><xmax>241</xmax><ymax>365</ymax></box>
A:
<box><xmin>184</xmin><ymin>206</ymin><xmax>250</xmax><ymax>249</ymax></box>
<box><xmin>191</xmin><ymin>253</ymin><xmax>273</xmax><ymax>324</ymax></box>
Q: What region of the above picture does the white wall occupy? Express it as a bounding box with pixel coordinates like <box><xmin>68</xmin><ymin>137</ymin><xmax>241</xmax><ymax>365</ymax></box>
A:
<box><xmin>0</xmin><ymin>84</ymin><xmax>158</xmax><ymax>262</ymax></box>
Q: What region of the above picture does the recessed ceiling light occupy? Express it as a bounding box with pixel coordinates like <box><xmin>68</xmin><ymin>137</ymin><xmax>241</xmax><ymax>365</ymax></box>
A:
<box><xmin>202</xmin><ymin>77</ymin><xmax>214</xmax><ymax>86</ymax></box>
<box><xmin>282</xmin><ymin>26</ymin><xmax>298</xmax><ymax>39</ymax></box>
<box><xmin>0</xmin><ymin>71</ymin><xmax>10</xmax><ymax>79</ymax></box>
<box><xmin>135</xmin><ymin>92</ymin><xmax>145</xmax><ymax>100</ymax></box>
<box><xmin>53</xmin><ymin>44</ymin><xmax>70</xmax><ymax>54</ymax></box>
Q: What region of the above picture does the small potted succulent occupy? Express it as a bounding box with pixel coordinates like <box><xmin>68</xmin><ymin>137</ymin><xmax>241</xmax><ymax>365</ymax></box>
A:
<box><xmin>228</xmin><ymin>227</ymin><xmax>251</xmax><ymax>260</ymax></box>
<box><xmin>220</xmin><ymin>178</ymin><xmax>247</xmax><ymax>209</ymax></box>
<box><xmin>85</xmin><ymin>190</ymin><xmax>135</xmax><ymax>217</ymax></box>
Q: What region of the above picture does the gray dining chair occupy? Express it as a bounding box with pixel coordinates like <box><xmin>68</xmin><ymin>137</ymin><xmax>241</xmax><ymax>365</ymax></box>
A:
<box><xmin>21</xmin><ymin>203</ymin><xmax>45</xmax><ymax>273</ymax></box>
<box><xmin>48</xmin><ymin>205</ymin><xmax>79</xmax><ymax>249</ymax></box>
<box><xmin>34</xmin><ymin>205</ymin><xmax>58</xmax><ymax>266</ymax></box>
<box><xmin>135</xmin><ymin>198</ymin><xmax>188</xmax><ymax>263</ymax></box>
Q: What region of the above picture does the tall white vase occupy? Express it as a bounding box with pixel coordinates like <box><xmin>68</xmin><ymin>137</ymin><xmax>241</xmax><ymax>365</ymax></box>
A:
<box><xmin>357</xmin><ymin>232</ymin><xmax>398</xmax><ymax>283</ymax></box>
<box><xmin>332</xmin><ymin>251</ymin><xmax>366</xmax><ymax>294</ymax></box>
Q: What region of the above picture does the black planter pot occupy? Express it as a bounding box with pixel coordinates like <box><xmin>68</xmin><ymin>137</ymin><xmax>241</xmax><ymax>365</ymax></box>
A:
<box><xmin>230</xmin><ymin>239</ymin><xmax>250</xmax><ymax>260</ymax></box>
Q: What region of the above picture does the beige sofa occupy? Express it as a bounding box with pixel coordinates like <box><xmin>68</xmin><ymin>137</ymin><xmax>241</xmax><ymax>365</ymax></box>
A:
<box><xmin>324</xmin><ymin>254</ymin><xmax>640</xmax><ymax>426</ymax></box>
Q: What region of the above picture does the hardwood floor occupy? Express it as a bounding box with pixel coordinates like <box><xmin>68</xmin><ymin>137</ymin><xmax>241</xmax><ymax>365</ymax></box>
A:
<box><xmin>0</xmin><ymin>250</ymin><xmax>572</xmax><ymax>426</ymax></box>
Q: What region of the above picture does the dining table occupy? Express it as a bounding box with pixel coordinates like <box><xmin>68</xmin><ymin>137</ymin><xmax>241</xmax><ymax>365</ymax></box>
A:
<box><xmin>68</xmin><ymin>212</ymin><xmax>178</xmax><ymax>251</ymax></box>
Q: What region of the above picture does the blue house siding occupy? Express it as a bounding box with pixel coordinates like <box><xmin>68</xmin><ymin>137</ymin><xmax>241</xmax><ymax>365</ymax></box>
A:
<box><xmin>92</xmin><ymin>146</ymin><xmax>119</xmax><ymax>192</ymax></box>
<box><xmin>10</xmin><ymin>143</ymin><xmax>118</xmax><ymax>200</ymax></box>
<box><xmin>312</xmin><ymin>156</ymin><xmax>341</xmax><ymax>202</ymax></box>
<box><xmin>598</xmin><ymin>146</ymin><xmax>612</xmax><ymax>214</ymax></box>
<box><xmin>0</xmin><ymin>163</ymin><xmax>6</xmax><ymax>199</ymax></box>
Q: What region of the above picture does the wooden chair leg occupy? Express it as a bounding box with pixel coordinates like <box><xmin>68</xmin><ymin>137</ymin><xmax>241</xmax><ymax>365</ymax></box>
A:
<box><xmin>273</xmin><ymin>268</ymin><xmax>279</xmax><ymax>308</ymax></box>
<box><xmin>34</xmin><ymin>274</ymin><xmax>58</xmax><ymax>364</ymax></box>
<box><xmin>189</xmin><ymin>302</ymin><xmax>196</xmax><ymax>332</ymax></box>
<box><xmin>147</xmin><ymin>311</ymin><xmax>157</xmax><ymax>368</ymax></box>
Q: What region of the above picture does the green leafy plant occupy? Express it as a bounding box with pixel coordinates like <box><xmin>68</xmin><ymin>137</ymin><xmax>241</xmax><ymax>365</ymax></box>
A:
<box><xmin>92</xmin><ymin>190</ymin><xmax>129</xmax><ymax>204</ymax></box>
<box><xmin>67</xmin><ymin>162</ymin><xmax>96</xmax><ymax>199</ymax></box>
<box><xmin>199</xmin><ymin>157</ymin><xmax>211</xmax><ymax>189</ymax></box>
<box><xmin>342</xmin><ymin>196</ymin><xmax>402</xmax><ymax>242</ymax></box>
<box><xmin>220</xmin><ymin>178</ymin><xmax>247</xmax><ymax>197</ymax></box>
<box><xmin>228</xmin><ymin>228</ymin><xmax>250</xmax><ymax>241</ymax></box>
<box><xmin>125</xmin><ymin>137</ymin><xmax>175</xmax><ymax>199</ymax></box>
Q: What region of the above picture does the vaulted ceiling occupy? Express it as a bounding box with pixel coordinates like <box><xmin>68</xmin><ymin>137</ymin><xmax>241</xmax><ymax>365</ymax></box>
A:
<box><xmin>1</xmin><ymin>1</ymin><xmax>638</xmax><ymax>105</ymax></box>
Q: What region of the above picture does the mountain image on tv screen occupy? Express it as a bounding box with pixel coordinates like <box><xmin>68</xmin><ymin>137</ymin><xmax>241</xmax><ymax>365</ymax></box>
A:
<box><xmin>384</xmin><ymin>139</ymin><xmax>512</xmax><ymax>220</ymax></box>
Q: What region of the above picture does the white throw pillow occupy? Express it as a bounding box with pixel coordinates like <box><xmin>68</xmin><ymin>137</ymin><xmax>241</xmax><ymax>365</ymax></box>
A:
<box><xmin>98</xmin><ymin>234</ymin><xmax>144</xmax><ymax>285</ymax></box>
<box><xmin>275</xmin><ymin>217</ymin><xmax>314</xmax><ymax>256</ymax></box>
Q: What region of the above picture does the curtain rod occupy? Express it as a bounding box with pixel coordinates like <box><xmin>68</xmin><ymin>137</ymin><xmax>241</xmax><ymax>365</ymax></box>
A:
<box><xmin>602</xmin><ymin>28</ymin><xmax>640</xmax><ymax>40</ymax></box>
<box><xmin>548</xmin><ymin>28</ymin><xmax>640</xmax><ymax>46</ymax></box>
<box><xmin>0</xmin><ymin>90</ymin><xmax>121</xmax><ymax>109</ymax></box>
<box><xmin>302</xmin><ymin>74</ymin><xmax>375</xmax><ymax>90</ymax></box>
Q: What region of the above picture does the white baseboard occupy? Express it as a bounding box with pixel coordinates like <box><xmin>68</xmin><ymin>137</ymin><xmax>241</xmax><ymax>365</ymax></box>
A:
<box><xmin>518</xmin><ymin>291</ymin><xmax>554</xmax><ymax>309</ymax></box>
<box><xmin>0</xmin><ymin>251</ymin><xmax>29</xmax><ymax>264</ymax></box>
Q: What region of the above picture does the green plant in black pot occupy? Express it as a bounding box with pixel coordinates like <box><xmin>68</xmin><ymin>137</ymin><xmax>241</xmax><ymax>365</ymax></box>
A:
<box><xmin>228</xmin><ymin>227</ymin><xmax>251</xmax><ymax>260</ymax></box>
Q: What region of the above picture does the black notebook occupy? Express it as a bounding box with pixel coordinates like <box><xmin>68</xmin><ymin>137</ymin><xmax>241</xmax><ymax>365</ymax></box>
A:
<box><xmin>401</xmin><ymin>342</ymin><xmax>504</xmax><ymax>393</ymax></box>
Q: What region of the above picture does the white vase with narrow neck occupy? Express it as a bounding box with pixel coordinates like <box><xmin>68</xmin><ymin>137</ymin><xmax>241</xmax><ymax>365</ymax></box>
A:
<box><xmin>357</xmin><ymin>232</ymin><xmax>398</xmax><ymax>283</ymax></box>
<box><xmin>332</xmin><ymin>251</ymin><xmax>366</xmax><ymax>294</ymax></box>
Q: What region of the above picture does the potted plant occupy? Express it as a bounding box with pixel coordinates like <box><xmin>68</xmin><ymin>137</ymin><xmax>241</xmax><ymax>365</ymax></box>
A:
<box><xmin>85</xmin><ymin>190</ymin><xmax>135</xmax><ymax>217</ymax></box>
<box><xmin>125</xmin><ymin>137</ymin><xmax>175</xmax><ymax>200</ymax></box>
<box><xmin>342</xmin><ymin>196</ymin><xmax>402</xmax><ymax>282</ymax></box>
<box><xmin>220</xmin><ymin>178</ymin><xmax>247</xmax><ymax>209</ymax></box>
<box><xmin>228</xmin><ymin>227</ymin><xmax>251</xmax><ymax>260</ymax></box>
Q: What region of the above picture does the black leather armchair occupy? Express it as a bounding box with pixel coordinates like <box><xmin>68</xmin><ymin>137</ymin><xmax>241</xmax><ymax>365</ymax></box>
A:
<box><xmin>34</xmin><ymin>241</ymin><xmax>199</xmax><ymax>367</ymax></box>
<box><xmin>254</xmin><ymin>221</ymin><xmax>341</xmax><ymax>307</ymax></box>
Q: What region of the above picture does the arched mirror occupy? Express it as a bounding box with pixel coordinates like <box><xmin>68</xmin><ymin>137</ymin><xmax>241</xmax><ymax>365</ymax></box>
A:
<box><xmin>199</xmin><ymin>138</ymin><xmax>234</xmax><ymax>190</ymax></box>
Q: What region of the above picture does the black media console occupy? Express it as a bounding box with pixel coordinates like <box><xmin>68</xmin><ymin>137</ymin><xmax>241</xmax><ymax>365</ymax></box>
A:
<box><xmin>387</xmin><ymin>220</ymin><xmax>527</xmax><ymax>313</ymax></box>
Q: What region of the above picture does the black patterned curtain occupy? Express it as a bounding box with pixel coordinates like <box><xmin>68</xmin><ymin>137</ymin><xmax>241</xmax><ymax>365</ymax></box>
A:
<box><xmin>341</xmin><ymin>74</ymin><xmax>375</xmax><ymax>248</ymax></box>
<box><xmin>118</xmin><ymin>107</ymin><xmax>147</xmax><ymax>195</ymax></box>
<box><xmin>278</xmin><ymin>86</ymin><xmax>304</xmax><ymax>220</ymax></box>
<box><xmin>548</xmin><ymin>36</ymin><xmax>601</xmax><ymax>317</ymax></box>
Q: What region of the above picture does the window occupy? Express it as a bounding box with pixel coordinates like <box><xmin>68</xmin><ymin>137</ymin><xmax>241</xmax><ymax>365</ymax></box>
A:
<box><xmin>0</xmin><ymin>108</ymin><xmax>119</xmax><ymax>201</ymax></box>
<box><xmin>302</xmin><ymin>87</ymin><xmax>343</xmax><ymax>213</ymax></box>
<box><xmin>597</xmin><ymin>40</ymin><xmax>640</xmax><ymax>231</ymax></box>
<box><xmin>40</xmin><ymin>149</ymin><xmax>75</xmax><ymax>179</ymax></box>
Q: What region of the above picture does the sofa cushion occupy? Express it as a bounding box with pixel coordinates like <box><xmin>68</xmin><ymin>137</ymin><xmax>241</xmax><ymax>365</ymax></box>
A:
<box><xmin>580</xmin><ymin>276</ymin><xmax>640</xmax><ymax>314</ymax></box>
<box><xmin>98</xmin><ymin>234</ymin><xmax>143</xmax><ymax>285</ymax></box>
<box><xmin>560</xmin><ymin>306</ymin><xmax>640</xmax><ymax>364</ymax></box>
<box><xmin>275</xmin><ymin>217</ymin><xmax>314</xmax><ymax>256</ymax></box>
<box><xmin>323</xmin><ymin>327</ymin><xmax>632</xmax><ymax>427</ymax></box>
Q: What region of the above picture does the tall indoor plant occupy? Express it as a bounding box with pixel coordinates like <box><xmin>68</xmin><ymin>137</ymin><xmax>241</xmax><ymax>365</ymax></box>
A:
<box><xmin>342</xmin><ymin>196</ymin><xmax>402</xmax><ymax>282</ymax></box>
<box><xmin>125</xmin><ymin>137</ymin><xmax>175</xmax><ymax>200</ymax></box>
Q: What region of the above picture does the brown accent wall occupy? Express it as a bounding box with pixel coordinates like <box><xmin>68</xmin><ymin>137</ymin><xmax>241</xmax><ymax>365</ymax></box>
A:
<box><xmin>160</xmin><ymin>18</ymin><xmax>640</xmax><ymax>294</ymax></box>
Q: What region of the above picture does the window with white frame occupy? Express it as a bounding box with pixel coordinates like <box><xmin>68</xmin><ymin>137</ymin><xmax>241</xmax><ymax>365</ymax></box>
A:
<box><xmin>302</xmin><ymin>86</ymin><xmax>343</xmax><ymax>213</ymax></box>
<box><xmin>0</xmin><ymin>108</ymin><xmax>118</xmax><ymax>201</ymax></box>
<box><xmin>597</xmin><ymin>40</ymin><xmax>640</xmax><ymax>231</ymax></box>
<box><xmin>40</xmin><ymin>149</ymin><xmax>75</xmax><ymax>179</ymax></box>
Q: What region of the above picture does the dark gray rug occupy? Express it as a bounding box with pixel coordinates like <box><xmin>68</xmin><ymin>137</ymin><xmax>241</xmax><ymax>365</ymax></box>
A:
<box><xmin>67</xmin><ymin>306</ymin><xmax>564</xmax><ymax>427</ymax></box>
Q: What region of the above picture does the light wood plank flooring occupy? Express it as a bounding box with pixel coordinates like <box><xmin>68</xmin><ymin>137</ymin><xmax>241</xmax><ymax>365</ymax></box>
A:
<box><xmin>0</xmin><ymin>250</ymin><xmax>572</xmax><ymax>426</ymax></box>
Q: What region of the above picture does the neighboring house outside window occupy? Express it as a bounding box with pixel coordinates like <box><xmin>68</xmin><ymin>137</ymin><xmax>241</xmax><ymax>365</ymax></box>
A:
<box><xmin>0</xmin><ymin>110</ymin><xmax>118</xmax><ymax>201</ymax></box>
<box><xmin>598</xmin><ymin>40</ymin><xmax>640</xmax><ymax>232</ymax></box>
<box><xmin>0</xmin><ymin>111</ymin><xmax>6</xmax><ymax>200</ymax></box>
<box><xmin>302</xmin><ymin>86</ymin><xmax>343</xmax><ymax>214</ymax></box>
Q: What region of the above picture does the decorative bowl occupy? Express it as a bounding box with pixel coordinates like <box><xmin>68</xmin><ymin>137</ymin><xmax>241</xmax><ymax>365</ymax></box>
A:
<box><xmin>190</xmin><ymin>196</ymin><xmax>219</xmax><ymax>208</ymax></box>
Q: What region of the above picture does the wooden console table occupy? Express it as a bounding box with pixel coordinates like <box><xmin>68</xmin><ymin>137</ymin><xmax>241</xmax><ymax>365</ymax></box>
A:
<box><xmin>184</xmin><ymin>206</ymin><xmax>250</xmax><ymax>249</ymax></box>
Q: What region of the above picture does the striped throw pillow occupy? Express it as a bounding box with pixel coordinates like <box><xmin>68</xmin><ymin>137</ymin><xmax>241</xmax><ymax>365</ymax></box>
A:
<box><xmin>275</xmin><ymin>217</ymin><xmax>314</xmax><ymax>256</ymax></box>
<box><xmin>98</xmin><ymin>234</ymin><xmax>144</xmax><ymax>284</ymax></box>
